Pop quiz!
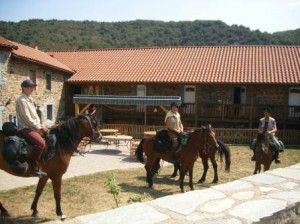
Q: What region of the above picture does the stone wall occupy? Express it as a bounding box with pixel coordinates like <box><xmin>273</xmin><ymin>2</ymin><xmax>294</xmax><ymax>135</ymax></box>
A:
<box><xmin>0</xmin><ymin>55</ymin><xmax>68</xmax><ymax>128</ymax></box>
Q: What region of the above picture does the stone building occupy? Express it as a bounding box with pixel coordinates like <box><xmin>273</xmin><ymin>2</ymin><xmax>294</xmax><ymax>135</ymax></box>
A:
<box><xmin>49</xmin><ymin>46</ymin><xmax>300</xmax><ymax>129</ymax></box>
<box><xmin>0</xmin><ymin>36</ymin><xmax>73</xmax><ymax>129</ymax></box>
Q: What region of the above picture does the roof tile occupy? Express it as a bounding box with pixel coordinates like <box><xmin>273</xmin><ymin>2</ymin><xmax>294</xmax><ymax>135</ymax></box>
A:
<box><xmin>49</xmin><ymin>45</ymin><xmax>300</xmax><ymax>84</ymax></box>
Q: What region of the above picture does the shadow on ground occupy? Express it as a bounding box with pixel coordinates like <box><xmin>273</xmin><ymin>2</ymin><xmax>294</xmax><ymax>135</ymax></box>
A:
<box><xmin>0</xmin><ymin>215</ymin><xmax>51</xmax><ymax>224</ymax></box>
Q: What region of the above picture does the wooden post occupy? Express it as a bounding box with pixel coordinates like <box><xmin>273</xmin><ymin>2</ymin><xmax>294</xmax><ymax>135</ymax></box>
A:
<box><xmin>144</xmin><ymin>105</ymin><xmax>147</xmax><ymax>125</ymax></box>
<box><xmin>75</xmin><ymin>103</ymin><xmax>80</xmax><ymax>116</ymax></box>
<box><xmin>249</xmin><ymin>86</ymin><xmax>254</xmax><ymax>128</ymax></box>
<box><xmin>194</xmin><ymin>86</ymin><xmax>198</xmax><ymax>127</ymax></box>
<box><xmin>79</xmin><ymin>104</ymin><xmax>91</xmax><ymax>115</ymax></box>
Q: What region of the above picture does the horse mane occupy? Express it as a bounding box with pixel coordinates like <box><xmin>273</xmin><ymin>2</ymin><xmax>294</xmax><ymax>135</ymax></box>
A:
<box><xmin>50</xmin><ymin>115</ymin><xmax>86</xmax><ymax>153</ymax></box>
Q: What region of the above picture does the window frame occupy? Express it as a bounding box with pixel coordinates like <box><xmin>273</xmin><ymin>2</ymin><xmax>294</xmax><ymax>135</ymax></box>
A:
<box><xmin>46</xmin><ymin>104</ymin><xmax>53</xmax><ymax>121</ymax></box>
<box><xmin>46</xmin><ymin>73</ymin><xmax>51</xmax><ymax>90</ymax></box>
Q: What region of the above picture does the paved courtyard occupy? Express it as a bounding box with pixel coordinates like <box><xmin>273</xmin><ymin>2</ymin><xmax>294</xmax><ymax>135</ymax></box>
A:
<box><xmin>0</xmin><ymin>143</ymin><xmax>144</xmax><ymax>191</ymax></box>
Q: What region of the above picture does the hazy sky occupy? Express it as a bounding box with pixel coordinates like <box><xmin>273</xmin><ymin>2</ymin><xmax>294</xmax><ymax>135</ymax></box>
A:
<box><xmin>0</xmin><ymin>0</ymin><xmax>299</xmax><ymax>33</ymax></box>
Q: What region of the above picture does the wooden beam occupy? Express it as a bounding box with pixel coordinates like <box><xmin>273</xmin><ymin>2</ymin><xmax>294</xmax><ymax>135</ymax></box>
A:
<box><xmin>159</xmin><ymin>105</ymin><xmax>168</xmax><ymax>113</ymax></box>
<box><xmin>75</xmin><ymin>103</ymin><xmax>80</xmax><ymax>116</ymax></box>
<box><xmin>79</xmin><ymin>104</ymin><xmax>91</xmax><ymax>115</ymax></box>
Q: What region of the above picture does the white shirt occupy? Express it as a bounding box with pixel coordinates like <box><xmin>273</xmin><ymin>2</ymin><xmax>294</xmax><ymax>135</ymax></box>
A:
<box><xmin>164</xmin><ymin>111</ymin><xmax>182</xmax><ymax>131</ymax></box>
<box><xmin>259</xmin><ymin>117</ymin><xmax>276</xmax><ymax>135</ymax></box>
<box><xmin>16</xmin><ymin>93</ymin><xmax>41</xmax><ymax>130</ymax></box>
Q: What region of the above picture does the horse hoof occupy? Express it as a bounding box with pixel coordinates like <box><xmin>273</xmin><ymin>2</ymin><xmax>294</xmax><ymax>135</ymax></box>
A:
<box><xmin>180</xmin><ymin>189</ymin><xmax>185</xmax><ymax>193</ymax></box>
<box><xmin>60</xmin><ymin>214</ymin><xmax>67</xmax><ymax>220</ymax></box>
<box><xmin>170</xmin><ymin>173</ymin><xmax>177</xmax><ymax>178</ymax></box>
<box><xmin>198</xmin><ymin>179</ymin><xmax>205</xmax><ymax>184</ymax></box>
<box><xmin>31</xmin><ymin>210</ymin><xmax>38</xmax><ymax>217</ymax></box>
<box><xmin>211</xmin><ymin>180</ymin><xmax>218</xmax><ymax>184</ymax></box>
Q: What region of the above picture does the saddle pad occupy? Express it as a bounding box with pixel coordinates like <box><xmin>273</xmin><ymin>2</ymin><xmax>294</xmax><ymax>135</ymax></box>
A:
<box><xmin>153</xmin><ymin>129</ymin><xmax>172</xmax><ymax>153</ymax></box>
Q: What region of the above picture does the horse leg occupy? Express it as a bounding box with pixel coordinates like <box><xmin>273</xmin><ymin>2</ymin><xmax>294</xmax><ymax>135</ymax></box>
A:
<box><xmin>179</xmin><ymin>166</ymin><xmax>187</xmax><ymax>193</ymax></box>
<box><xmin>31</xmin><ymin>176</ymin><xmax>49</xmax><ymax>217</ymax></box>
<box><xmin>253</xmin><ymin>161</ymin><xmax>260</xmax><ymax>174</ymax></box>
<box><xmin>210</xmin><ymin>154</ymin><xmax>218</xmax><ymax>184</ymax></box>
<box><xmin>170</xmin><ymin>164</ymin><xmax>179</xmax><ymax>178</ymax></box>
<box><xmin>51</xmin><ymin>175</ymin><xmax>66</xmax><ymax>220</ymax></box>
<box><xmin>188</xmin><ymin>165</ymin><xmax>194</xmax><ymax>191</ymax></box>
<box><xmin>0</xmin><ymin>202</ymin><xmax>9</xmax><ymax>217</ymax></box>
<box><xmin>145</xmin><ymin>158</ymin><xmax>158</xmax><ymax>188</ymax></box>
<box><xmin>264</xmin><ymin>162</ymin><xmax>271</xmax><ymax>172</ymax></box>
<box><xmin>198</xmin><ymin>156</ymin><xmax>209</xmax><ymax>183</ymax></box>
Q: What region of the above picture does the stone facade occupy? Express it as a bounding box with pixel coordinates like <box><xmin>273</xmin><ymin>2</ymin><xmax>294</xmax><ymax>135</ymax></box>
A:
<box><xmin>0</xmin><ymin>53</ymin><xmax>68</xmax><ymax>129</ymax></box>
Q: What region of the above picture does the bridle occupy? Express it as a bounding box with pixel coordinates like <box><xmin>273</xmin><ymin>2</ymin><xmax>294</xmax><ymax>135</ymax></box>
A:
<box><xmin>82</xmin><ymin>110</ymin><xmax>99</xmax><ymax>141</ymax></box>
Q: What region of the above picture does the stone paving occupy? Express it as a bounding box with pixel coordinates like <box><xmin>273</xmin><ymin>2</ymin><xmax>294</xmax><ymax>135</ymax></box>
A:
<box><xmin>45</xmin><ymin>163</ymin><xmax>300</xmax><ymax>224</ymax></box>
<box><xmin>0</xmin><ymin>143</ymin><xmax>143</xmax><ymax>191</ymax></box>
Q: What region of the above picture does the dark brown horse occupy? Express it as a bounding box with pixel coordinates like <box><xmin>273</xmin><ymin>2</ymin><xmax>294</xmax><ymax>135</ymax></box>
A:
<box><xmin>0</xmin><ymin>114</ymin><xmax>99</xmax><ymax>219</ymax></box>
<box><xmin>136</xmin><ymin>126</ymin><xmax>220</xmax><ymax>192</ymax></box>
<box><xmin>170</xmin><ymin>130</ymin><xmax>231</xmax><ymax>184</ymax></box>
<box><xmin>253</xmin><ymin>133</ymin><xmax>273</xmax><ymax>174</ymax></box>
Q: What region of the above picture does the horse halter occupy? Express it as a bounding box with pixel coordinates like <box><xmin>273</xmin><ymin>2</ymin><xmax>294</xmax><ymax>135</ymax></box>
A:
<box><xmin>82</xmin><ymin>113</ymin><xmax>99</xmax><ymax>141</ymax></box>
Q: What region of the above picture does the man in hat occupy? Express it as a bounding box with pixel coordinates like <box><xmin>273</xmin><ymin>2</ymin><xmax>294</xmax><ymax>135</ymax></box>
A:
<box><xmin>16</xmin><ymin>79</ymin><xmax>48</xmax><ymax>177</ymax></box>
<box><xmin>165</xmin><ymin>102</ymin><xmax>183</xmax><ymax>165</ymax></box>
<box><xmin>251</xmin><ymin>107</ymin><xmax>281</xmax><ymax>163</ymax></box>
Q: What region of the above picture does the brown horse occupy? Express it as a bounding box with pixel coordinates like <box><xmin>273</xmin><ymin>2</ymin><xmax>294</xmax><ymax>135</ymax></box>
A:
<box><xmin>0</xmin><ymin>114</ymin><xmax>100</xmax><ymax>219</ymax></box>
<box><xmin>136</xmin><ymin>126</ymin><xmax>220</xmax><ymax>192</ymax></box>
<box><xmin>170</xmin><ymin>131</ymin><xmax>231</xmax><ymax>184</ymax></box>
<box><xmin>253</xmin><ymin>133</ymin><xmax>273</xmax><ymax>174</ymax></box>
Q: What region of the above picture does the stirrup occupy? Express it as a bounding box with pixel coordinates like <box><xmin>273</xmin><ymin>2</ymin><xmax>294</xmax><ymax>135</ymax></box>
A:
<box><xmin>275</xmin><ymin>158</ymin><xmax>281</xmax><ymax>164</ymax></box>
<box><xmin>34</xmin><ymin>169</ymin><xmax>47</xmax><ymax>178</ymax></box>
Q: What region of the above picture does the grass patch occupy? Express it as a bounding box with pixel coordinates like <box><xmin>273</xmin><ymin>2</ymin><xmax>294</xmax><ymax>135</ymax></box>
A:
<box><xmin>1</xmin><ymin>146</ymin><xmax>300</xmax><ymax>223</ymax></box>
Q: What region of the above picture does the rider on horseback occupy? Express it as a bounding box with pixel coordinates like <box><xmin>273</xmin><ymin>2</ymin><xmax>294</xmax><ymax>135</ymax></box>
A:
<box><xmin>165</xmin><ymin>102</ymin><xmax>183</xmax><ymax>165</ymax></box>
<box><xmin>251</xmin><ymin>107</ymin><xmax>281</xmax><ymax>163</ymax></box>
<box><xmin>16</xmin><ymin>79</ymin><xmax>48</xmax><ymax>177</ymax></box>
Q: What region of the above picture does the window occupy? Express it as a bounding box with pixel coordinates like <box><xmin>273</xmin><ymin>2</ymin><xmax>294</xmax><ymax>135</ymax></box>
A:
<box><xmin>47</xmin><ymin>105</ymin><xmax>53</xmax><ymax>121</ymax></box>
<box><xmin>29</xmin><ymin>70</ymin><xmax>36</xmax><ymax>84</ymax></box>
<box><xmin>46</xmin><ymin>73</ymin><xmax>51</xmax><ymax>90</ymax></box>
<box><xmin>136</xmin><ymin>85</ymin><xmax>146</xmax><ymax>112</ymax></box>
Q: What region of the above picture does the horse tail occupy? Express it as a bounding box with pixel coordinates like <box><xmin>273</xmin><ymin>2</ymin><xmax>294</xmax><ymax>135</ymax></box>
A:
<box><xmin>217</xmin><ymin>139</ymin><xmax>231</xmax><ymax>172</ymax></box>
<box><xmin>135</xmin><ymin>139</ymin><xmax>145</xmax><ymax>163</ymax></box>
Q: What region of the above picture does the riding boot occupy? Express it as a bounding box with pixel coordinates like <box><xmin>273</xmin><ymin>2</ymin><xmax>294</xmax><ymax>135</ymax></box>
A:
<box><xmin>274</xmin><ymin>151</ymin><xmax>281</xmax><ymax>164</ymax></box>
<box><xmin>32</xmin><ymin>150</ymin><xmax>47</xmax><ymax>178</ymax></box>
<box><xmin>44</xmin><ymin>134</ymin><xmax>56</xmax><ymax>161</ymax></box>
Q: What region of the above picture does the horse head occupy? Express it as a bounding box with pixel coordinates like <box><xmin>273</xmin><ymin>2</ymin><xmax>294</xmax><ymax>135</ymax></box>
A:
<box><xmin>196</xmin><ymin>124</ymin><xmax>219</xmax><ymax>149</ymax></box>
<box><xmin>78</xmin><ymin>111</ymin><xmax>100</xmax><ymax>142</ymax></box>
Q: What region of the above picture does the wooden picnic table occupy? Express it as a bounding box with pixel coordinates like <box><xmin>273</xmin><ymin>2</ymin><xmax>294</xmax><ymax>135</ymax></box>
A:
<box><xmin>100</xmin><ymin>129</ymin><xmax>119</xmax><ymax>136</ymax></box>
<box><xmin>144</xmin><ymin>131</ymin><xmax>156</xmax><ymax>138</ymax></box>
<box><xmin>101</xmin><ymin>135</ymin><xmax>133</xmax><ymax>150</ymax></box>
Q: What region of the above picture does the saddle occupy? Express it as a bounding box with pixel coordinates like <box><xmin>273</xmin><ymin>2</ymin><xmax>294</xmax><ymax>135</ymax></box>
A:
<box><xmin>1</xmin><ymin>122</ymin><xmax>57</xmax><ymax>174</ymax></box>
<box><xmin>153</xmin><ymin>129</ymin><xmax>190</xmax><ymax>153</ymax></box>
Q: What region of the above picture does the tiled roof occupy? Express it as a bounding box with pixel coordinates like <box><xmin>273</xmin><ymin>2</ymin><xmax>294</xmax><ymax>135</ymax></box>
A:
<box><xmin>0</xmin><ymin>36</ymin><xmax>73</xmax><ymax>73</ymax></box>
<box><xmin>0</xmin><ymin>36</ymin><xmax>18</xmax><ymax>49</ymax></box>
<box><xmin>49</xmin><ymin>45</ymin><xmax>300</xmax><ymax>84</ymax></box>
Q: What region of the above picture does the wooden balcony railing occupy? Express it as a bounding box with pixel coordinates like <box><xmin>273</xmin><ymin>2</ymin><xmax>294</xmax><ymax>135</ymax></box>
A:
<box><xmin>180</xmin><ymin>103</ymin><xmax>300</xmax><ymax>121</ymax></box>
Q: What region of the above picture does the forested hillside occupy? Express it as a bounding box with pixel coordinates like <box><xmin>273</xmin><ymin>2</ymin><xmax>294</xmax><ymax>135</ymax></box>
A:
<box><xmin>0</xmin><ymin>19</ymin><xmax>299</xmax><ymax>50</ymax></box>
